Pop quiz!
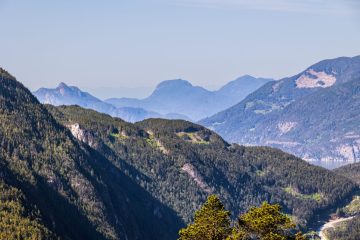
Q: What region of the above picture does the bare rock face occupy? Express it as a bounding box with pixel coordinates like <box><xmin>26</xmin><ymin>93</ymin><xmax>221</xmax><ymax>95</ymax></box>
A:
<box><xmin>181</xmin><ymin>163</ymin><xmax>212</xmax><ymax>193</ymax></box>
<box><xmin>67</xmin><ymin>123</ymin><xmax>96</xmax><ymax>148</ymax></box>
<box><xmin>296</xmin><ymin>69</ymin><xmax>336</xmax><ymax>88</ymax></box>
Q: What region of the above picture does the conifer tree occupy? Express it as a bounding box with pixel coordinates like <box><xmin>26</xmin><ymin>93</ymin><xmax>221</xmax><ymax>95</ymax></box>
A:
<box><xmin>178</xmin><ymin>195</ymin><xmax>232</xmax><ymax>240</ymax></box>
<box><xmin>229</xmin><ymin>202</ymin><xmax>303</xmax><ymax>240</ymax></box>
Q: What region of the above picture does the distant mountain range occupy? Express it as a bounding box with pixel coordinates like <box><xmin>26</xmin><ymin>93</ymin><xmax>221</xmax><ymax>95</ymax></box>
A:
<box><xmin>1</xmin><ymin>68</ymin><xmax>358</xmax><ymax>239</ymax></box>
<box><xmin>106</xmin><ymin>75</ymin><xmax>272</xmax><ymax>121</ymax></box>
<box><xmin>201</xmin><ymin>56</ymin><xmax>360</xmax><ymax>167</ymax></box>
<box><xmin>32</xmin><ymin>56</ymin><xmax>360</xmax><ymax>167</ymax></box>
<box><xmin>34</xmin><ymin>82</ymin><xmax>189</xmax><ymax>122</ymax></box>
<box><xmin>34</xmin><ymin>75</ymin><xmax>270</xmax><ymax>122</ymax></box>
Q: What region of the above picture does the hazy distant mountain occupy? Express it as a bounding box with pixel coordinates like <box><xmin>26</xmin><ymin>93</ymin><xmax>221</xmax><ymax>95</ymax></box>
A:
<box><xmin>106</xmin><ymin>75</ymin><xmax>272</xmax><ymax>121</ymax></box>
<box><xmin>2</xmin><ymin>67</ymin><xmax>360</xmax><ymax>239</ymax></box>
<box><xmin>35</xmin><ymin>82</ymin><xmax>116</xmax><ymax>112</ymax></box>
<box><xmin>216</xmin><ymin>75</ymin><xmax>273</xmax><ymax>99</ymax></box>
<box><xmin>201</xmin><ymin>56</ymin><xmax>360</xmax><ymax>167</ymax></box>
<box><xmin>33</xmin><ymin>82</ymin><xmax>189</xmax><ymax>122</ymax></box>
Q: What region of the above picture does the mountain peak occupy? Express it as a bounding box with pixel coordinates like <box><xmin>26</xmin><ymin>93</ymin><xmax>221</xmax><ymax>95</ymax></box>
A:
<box><xmin>0</xmin><ymin>67</ymin><xmax>16</xmax><ymax>80</ymax></box>
<box><xmin>236</xmin><ymin>74</ymin><xmax>255</xmax><ymax>80</ymax></box>
<box><xmin>57</xmin><ymin>82</ymin><xmax>69</xmax><ymax>88</ymax></box>
<box><xmin>155</xmin><ymin>79</ymin><xmax>193</xmax><ymax>90</ymax></box>
<box><xmin>216</xmin><ymin>75</ymin><xmax>272</xmax><ymax>96</ymax></box>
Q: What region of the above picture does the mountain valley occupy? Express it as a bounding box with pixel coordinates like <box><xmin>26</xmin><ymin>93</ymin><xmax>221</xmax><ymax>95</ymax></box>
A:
<box><xmin>1</xmin><ymin>68</ymin><xmax>359</xmax><ymax>239</ymax></box>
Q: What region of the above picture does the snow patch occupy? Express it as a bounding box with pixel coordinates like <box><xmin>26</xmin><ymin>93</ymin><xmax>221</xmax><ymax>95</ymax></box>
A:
<box><xmin>296</xmin><ymin>69</ymin><xmax>336</xmax><ymax>88</ymax></box>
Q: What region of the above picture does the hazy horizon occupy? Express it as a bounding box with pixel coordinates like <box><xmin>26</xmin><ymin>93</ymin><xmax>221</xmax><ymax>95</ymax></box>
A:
<box><xmin>1</xmin><ymin>0</ymin><xmax>359</xmax><ymax>99</ymax></box>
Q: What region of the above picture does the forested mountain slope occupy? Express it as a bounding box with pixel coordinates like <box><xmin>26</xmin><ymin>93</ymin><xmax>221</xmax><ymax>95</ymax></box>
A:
<box><xmin>318</xmin><ymin>163</ymin><xmax>360</xmax><ymax>239</ymax></box>
<box><xmin>1</xmin><ymin>67</ymin><xmax>359</xmax><ymax>239</ymax></box>
<box><xmin>47</xmin><ymin>104</ymin><xmax>358</xmax><ymax>230</ymax></box>
<box><xmin>335</xmin><ymin>162</ymin><xmax>360</xmax><ymax>186</ymax></box>
<box><xmin>0</xmin><ymin>68</ymin><xmax>182</xmax><ymax>240</ymax></box>
<box><xmin>201</xmin><ymin>56</ymin><xmax>360</xmax><ymax>167</ymax></box>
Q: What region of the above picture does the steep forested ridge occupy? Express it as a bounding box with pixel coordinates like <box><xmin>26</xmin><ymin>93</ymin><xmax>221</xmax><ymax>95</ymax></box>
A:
<box><xmin>323</xmin><ymin>162</ymin><xmax>360</xmax><ymax>239</ymax></box>
<box><xmin>0</xmin><ymin>69</ymin><xmax>182</xmax><ymax>239</ymax></box>
<box><xmin>0</xmin><ymin>168</ymin><xmax>54</xmax><ymax>239</ymax></box>
<box><xmin>335</xmin><ymin>162</ymin><xmax>360</xmax><ymax>186</ymax></box>
<box><xmin>47</xmin><ymin>105</ymin><xmax>358</xmax><ymax>230</ymax></box>
<box><xmin>0</xmin><ymin>67</ymin><xmax>359</xmax><ymax>239</ymax></box>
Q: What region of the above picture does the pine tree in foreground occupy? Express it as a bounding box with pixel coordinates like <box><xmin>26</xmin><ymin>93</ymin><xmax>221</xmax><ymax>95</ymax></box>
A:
<box><xmin>179</xmin><ymin>195</ymin><xmax>232</xmax><ymax>240</ymax></box>
<box><xmin>179</xmin><ymin>196</ymin><xmax>305</xmax><ymax>240</ymax></box>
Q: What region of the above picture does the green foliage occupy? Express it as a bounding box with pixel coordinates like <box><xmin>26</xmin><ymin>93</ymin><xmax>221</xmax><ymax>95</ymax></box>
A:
<box><xmin>179</xmin><ymin>195</ymin><xmax>231</xmax><ymax>240</ymax></box>
<box><xmin>230</xmin><ymin>202</ymin><xmax>298</xmax><ymax>240</ymax></box>
<box><xmin>340</xmin><ymin>195</ymin><xmax>360</xmax><ymax>216</ymax></box>
<box><xmin>0</xmin><ymin>73</ymin><xmax>181</xmax><ymax>239</ymax></box>
<box><xmin>179</xmin><ymin>196</ymin><xmax>304</xmax><ymax>240</ymax></box>
<box><xmin>46</xmin><ymin>105</ymin><xmax>358</xmax><ymax>231</ymax></box>
<box><xmin>176</xmin><ymin>132</ymin><xmax>210</xmax><ymax>145</ymax></box>
<box><xmin>335</xmin><ymin>163</ymin><xmax>360</xmax><ymax>186</ymax></box>
<box><xmin>1</xmin><ymin>69</ymin><xmax>359</xmax><ymax>239</ymax></box>
<box><xmin>145</xmin><ymin>133</ymin><xmax>159</xmax><ymax>148</ymax></box>
<box><xmin>0</xmin><ymin>181</ymin><xmax>54</xmax><ymax>240</ymax></box>
<box><xmin>284</xmin><ymin>187</ymin><xmax>322</xmax><ymax>202</ymax></box>
<box><xmin>294</xmin><ymin>232</ymin><xmax>306</xmax><ymax>240</ymax></box>
<box><xmin>0</xmin><ymin>75</ymin><xmax>118</xmax><ymax>239</ymax></box>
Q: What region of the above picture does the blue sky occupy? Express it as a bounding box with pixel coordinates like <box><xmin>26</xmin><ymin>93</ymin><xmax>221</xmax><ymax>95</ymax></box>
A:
<box><xmin>0</xmin><ymin>0</ymin><xmax>359</xmax><ymax>98</ymax></box>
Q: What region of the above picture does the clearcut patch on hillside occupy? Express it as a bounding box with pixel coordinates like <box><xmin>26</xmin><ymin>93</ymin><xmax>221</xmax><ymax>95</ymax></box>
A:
<box><xmin>176</xmin><ymin>131</ymin><xmax>210</xmax><ymax>144</ymax></box>
<box><xmin>296</xmin><ymin>69</ymin><xmax>336</xmax><ymax>88</ymax></box>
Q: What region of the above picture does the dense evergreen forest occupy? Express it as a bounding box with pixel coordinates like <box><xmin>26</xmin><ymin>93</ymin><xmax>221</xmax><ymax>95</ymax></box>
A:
<box><xmin>335</xmin><ymin>162</ymin><xmax>360</xmax><ymax>185</ymax></box>
<box><xmin>0</xmin><ymin>68</ymin><xmax>359</xmax><ymax>239</ymax></box>
<box><xmin>327</xmin><ymin>162</ymin><xmax>360</xmax><ymax>239</ymax></box>
<box><xmin>47</xmin><ymin>105</ymin><xmax>358</xmax><ymax>229</ymax></box>
<box><xmin>0</xmin><ymin>68</ymin><xmax>182</xmax><ymax>239</ymax></box>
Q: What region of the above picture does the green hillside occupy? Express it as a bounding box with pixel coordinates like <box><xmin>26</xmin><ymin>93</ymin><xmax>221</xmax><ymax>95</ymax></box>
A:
<box><xmin>0</xmin><ymin>68</ymin><xmax>359</xmax><ymax>239</ymax></box>
<box><xmin>47</xmin><ymin>104</ymin><xmax>358</xmax><ymax>230</ymax></box>
<box><xmin>0</xmin><ymin>69</ymin><xmax>182</xmax><ymax>239</ymax></box>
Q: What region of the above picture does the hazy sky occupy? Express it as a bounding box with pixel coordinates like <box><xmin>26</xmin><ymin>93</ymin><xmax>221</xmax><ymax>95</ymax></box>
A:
<box><xmin>0</xmin><ymin>0</ymin><xmax>359</xmax><ymax>99</ymax></box>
